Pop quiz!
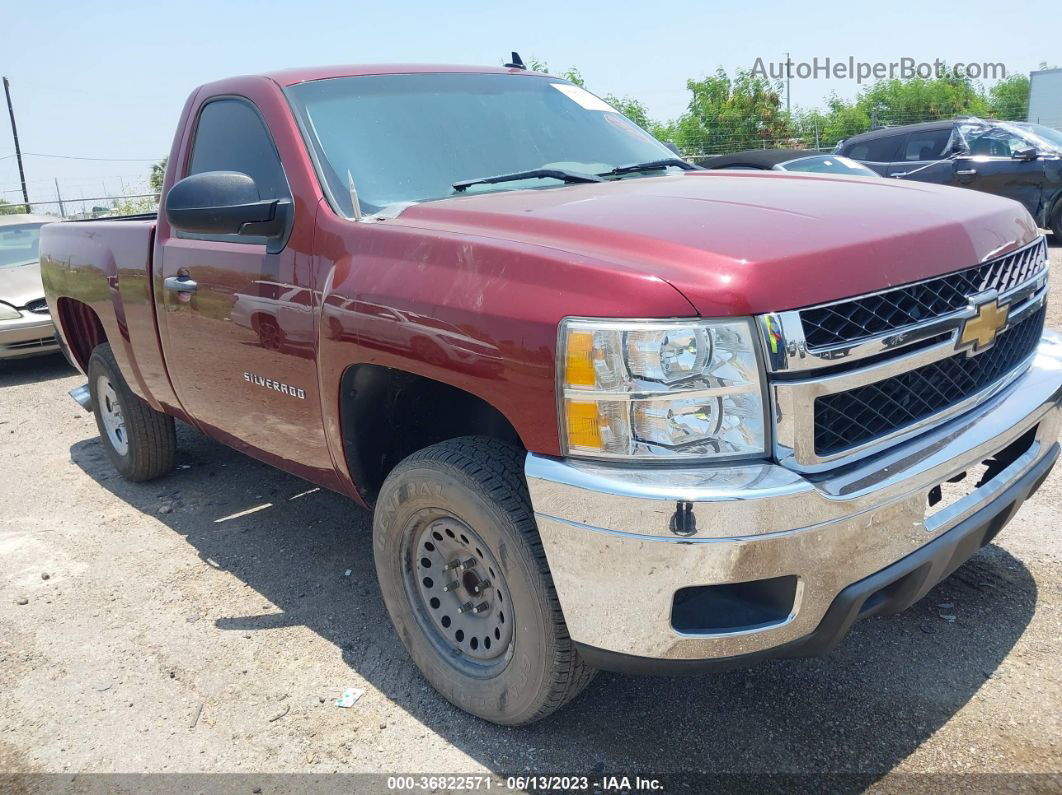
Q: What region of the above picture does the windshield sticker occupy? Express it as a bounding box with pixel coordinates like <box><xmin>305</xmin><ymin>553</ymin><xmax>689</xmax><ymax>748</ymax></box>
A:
<box><xmin>550</xmin><ymin>83</ymin><xmax>617</xmax><ymax>112</ymax></box>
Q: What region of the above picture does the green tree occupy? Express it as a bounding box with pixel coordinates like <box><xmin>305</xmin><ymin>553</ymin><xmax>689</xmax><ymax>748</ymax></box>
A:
<box><xmin>525</xmin><ymin>59</ymin><xmax>585</xmax><ymax>87</ymax></box>
<box><xmin>150</xmin><ymin>157</ymin><xmax>167</xmax><ymax>194</ymax></box>
<box><xmin>0</xmin><ymin>198</ymin><xmax>29</xmax><ymax>215</ymax></box>
<box><xmin>111</xmin><ymin>157</ymin><xmax>167</xmax><ymax>216</ymax></box>
<box><xmin>987</xmin><ymin>75</ymin><xmax>1029</xmax><ymax>120</ymax></box>
<box><xmin>669</xmin><ymin>68</ymin><xmax>793</xmax><ymax>155</ymax></box>
<box><xmin>855</xmin><ymin>74</ymin><xmax>990</xmax><ymax>126</ymax></box>
<box><xmin>792</xmin><ymin>95</ymin><xmax>871</xmax><ymax>150</ymax></box>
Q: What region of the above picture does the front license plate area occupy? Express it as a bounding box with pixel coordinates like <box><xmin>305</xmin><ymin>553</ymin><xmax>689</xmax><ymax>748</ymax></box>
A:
<box><xmin>926</xmin><ymin>464</ymin><xmax>990</xmax><ymax>517</ymax></box>
<box><xmin>925</xmin><ymin>426</ymin><xmax>1038</xmax><ymax>519</ymax></box>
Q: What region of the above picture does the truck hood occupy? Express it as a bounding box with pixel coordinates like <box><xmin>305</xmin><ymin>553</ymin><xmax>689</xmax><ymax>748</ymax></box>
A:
<box><xmin>0</xmin><ymin>261</ymin><xmax>45</xmax><ymax>308</ymax></box>
<box><xmin>392</xmin><ymin>171</ymin><xmax>1040</xmax><ymax>316</ymax></box>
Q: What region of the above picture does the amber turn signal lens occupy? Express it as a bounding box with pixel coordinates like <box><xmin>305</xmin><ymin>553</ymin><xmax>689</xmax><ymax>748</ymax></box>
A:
<box><xmin>565</xmin><ymin>400</ymin><xmax>602</xmax><ymax>450</ymax></box>
<box><xmin>564</xmin><ymin>330</ymin><xmax>596</xmax><ymax>387</ymax></box>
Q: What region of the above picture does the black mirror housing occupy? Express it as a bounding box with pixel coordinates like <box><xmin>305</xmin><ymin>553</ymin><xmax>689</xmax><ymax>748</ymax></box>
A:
<box><xmin>165</xmin><ymin>171</ymin><xmax>290</xmax><ymax>244</ymax></box>
<box><xmin>1012</xmin><ymin>147</ymin><xmax>1038</xmax><ymax>161</ymax></box>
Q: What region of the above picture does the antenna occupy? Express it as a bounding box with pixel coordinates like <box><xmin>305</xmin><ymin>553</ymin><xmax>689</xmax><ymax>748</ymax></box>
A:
<box><xmin>347</xmin><ymin>170</ymin><xmax>363</xmax><ymax>221</ymax></box>
<box><xmin>504</xmin><ymin>52</ymin><xmax>526</xmax><ymax>70</ymax></box>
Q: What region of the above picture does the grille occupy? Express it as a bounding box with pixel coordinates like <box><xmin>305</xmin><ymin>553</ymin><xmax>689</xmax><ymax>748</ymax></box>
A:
<box><xmin>23</xmin><ymin>298</ymin><xmax>49</xmax><ymax>314</ymax></box>
<box><xmin>814</xmin><ymin>306</ymin><xmax>1046</xmax><ymax>456</ymax></box>
<box><xmin>801</xmin><ymin>238</ymin><xmax>1047</xmax><ymax>349</ymax></box>
<box><xmin>4</xmin><ymin>335</ymin><xmax>57</xmax><ymax>351</ymax></box>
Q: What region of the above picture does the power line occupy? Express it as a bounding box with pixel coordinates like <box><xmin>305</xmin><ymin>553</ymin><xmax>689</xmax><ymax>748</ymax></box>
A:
<box><xmin>0</xmin><ymin>151</ymin><xmax>163</xmax><ymax>162</ymax></box>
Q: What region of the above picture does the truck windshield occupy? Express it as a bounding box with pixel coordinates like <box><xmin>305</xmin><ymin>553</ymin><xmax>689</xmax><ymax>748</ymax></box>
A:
<box><xmin>779</xmin><ymin>155</ymin><xmax>879</xmax><ymax>177</ymax></box>
<box><xmin>0</xmin><ymin>223</ymin><xmax>45</xmax><ymax>269</ymax></box>
<box><xmin>286</xmin><ymin>73</ymin><xmax>676</xmax><ymax>217</ymax></box>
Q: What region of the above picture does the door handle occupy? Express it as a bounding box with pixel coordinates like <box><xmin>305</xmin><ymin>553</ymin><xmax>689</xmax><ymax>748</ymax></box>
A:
<box><xmin>891</xmin><ymin>172</ymin><xmax>908</xmax><ymax>178</ymax></box>
<box><xmin>164</xmin><ymin>275</ymin><xmax>198</xmax><ymax>293</ymax></box>
<box><xmin>956</xmin><ymin>169</ymin><xmax>977</xmax><ymax>176</ymax></box>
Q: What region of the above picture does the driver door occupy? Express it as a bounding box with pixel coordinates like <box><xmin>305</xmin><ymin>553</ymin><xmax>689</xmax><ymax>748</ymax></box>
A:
<box><xmin>154</xmin><ymin>96</ymin><xmax>332</xmax><ymax>475</ymax></box>
<box><xmin>953</xmin><ymin>125</ymin><xmax>1047</xmax><ymax>217</ymax></box>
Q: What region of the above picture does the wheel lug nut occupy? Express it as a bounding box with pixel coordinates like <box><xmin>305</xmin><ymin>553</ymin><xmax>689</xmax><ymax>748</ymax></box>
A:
<box><xmin>472</xmin><ymin>601</ymin><xmax>489</xmax><ymax>615</ymax></box>
<box><xmin>472</xmin><ymin>580</ymin><xmax>491</xmax><ymax>594</ymax></box>
<box><xmin>459</xmin><ymin>558</ymin><xmax>477</xmax><ymax>571</ymax></box>
<box><xmin>443</xmin><ymin>559</ymin><xmax>461</xmax><ymax>572</ymax></box>
<box><xmin>457</xmin><ymin>601</ymin><xmax>474</xmax><ymax>614</ymax></box>
<box><xmin>442</xmin><ymin>580</ymin><xmax>459</xmax><ymax>592</ymax></box>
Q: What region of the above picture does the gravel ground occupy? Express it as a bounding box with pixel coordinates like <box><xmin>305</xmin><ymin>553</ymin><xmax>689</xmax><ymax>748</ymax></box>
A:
<box><xmin>1</xmin><ymin>239</ymin><xmax>1061</xmax><ymax>789</ymax></box>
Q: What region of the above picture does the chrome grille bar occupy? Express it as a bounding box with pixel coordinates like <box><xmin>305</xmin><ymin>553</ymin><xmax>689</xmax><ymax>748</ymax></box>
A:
<box><xmin>759</xmin><ymin>237</ymin><xmax>1049</xmax><ymax>374</ymax></box>
<box><xmin>758</xmin><ymin>236</ymin><xmax>1051</xmax><ymax>472</ymax></box>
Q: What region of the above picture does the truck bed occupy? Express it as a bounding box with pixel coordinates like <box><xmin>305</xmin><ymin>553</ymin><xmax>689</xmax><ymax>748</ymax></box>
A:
<box><xmin>39</xmin><ymin>217</ymin><xmax>177</xmax><ymax>413</ymax></box>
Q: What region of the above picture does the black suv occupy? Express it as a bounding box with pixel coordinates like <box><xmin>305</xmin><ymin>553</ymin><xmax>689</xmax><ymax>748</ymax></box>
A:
<box><xmin>837</xmin><ymin>118</ymin><xmax>1062</xmax><ymax>238</ymax></box>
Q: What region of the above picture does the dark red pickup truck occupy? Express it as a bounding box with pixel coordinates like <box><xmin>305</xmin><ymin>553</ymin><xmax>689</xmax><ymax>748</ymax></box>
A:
<box><xmin>41</xmin><ymin>63</ymin><xmax>1062</xmax><ymax>726</ymax></box>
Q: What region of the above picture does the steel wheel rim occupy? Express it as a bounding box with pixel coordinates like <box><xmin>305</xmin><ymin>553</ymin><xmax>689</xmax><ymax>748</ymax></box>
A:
<box><xmin>258</xmin><ymin>321</ymin><xmax>281</xmax><ymax>350</ymax></box>
<box><xmin>97</xmin><ymin>375</ymin><xmax>128</xmax><ymax>456</ymax></box>
<box><xmin>408</xmin><ymin>515</ymin><xmax>514</xmax><ymax>664</ymax></box>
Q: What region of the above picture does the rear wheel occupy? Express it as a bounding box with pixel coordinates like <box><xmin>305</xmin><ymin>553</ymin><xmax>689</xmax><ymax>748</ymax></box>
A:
<box><xmin>87</xmin><ymin>343</ymin><xmax>176</xmax><ymax>482</ymax></box>
<box><xmin>373</xmin><ymin>436</ymin><xmax>595</xmax><ymax>725</ymax></box>
<box><xmin>253</xmin><ymin>315</ymin><xmax>282</xmax><ymax>350</ymax></box>
<box><xmin>1051</xmin><ymin>202</ymin><xmax>1062</xmax><ymax>241</ymax></box>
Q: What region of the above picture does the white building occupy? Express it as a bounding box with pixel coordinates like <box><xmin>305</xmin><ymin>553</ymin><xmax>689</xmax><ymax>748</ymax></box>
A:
<box><xmin>1028</xmin><ymin>69</ymin><xmax>1062</xmax><ymax>129</ymax></box>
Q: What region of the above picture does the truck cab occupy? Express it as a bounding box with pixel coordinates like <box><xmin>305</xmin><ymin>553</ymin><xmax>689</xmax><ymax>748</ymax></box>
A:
<box><xmin>41</xmin><ymin>64</ymin><xmax>1062</xmax><ymax>726</ymax></box>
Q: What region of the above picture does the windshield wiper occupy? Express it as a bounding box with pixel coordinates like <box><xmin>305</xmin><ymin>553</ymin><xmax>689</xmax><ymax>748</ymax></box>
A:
<box><xmin>452</xmin><ymin>168</ymin><xmax>603</xmax><ymax>193</ymax></box>
<box><xmin>598</xmin><ymin>158</ymin><xmax>699</xmax><ymax>177</ymax></box>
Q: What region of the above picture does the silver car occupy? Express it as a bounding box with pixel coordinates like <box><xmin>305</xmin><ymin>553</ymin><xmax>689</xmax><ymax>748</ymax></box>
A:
<box><xmin>0</xmin><ymin>214</ymin><xmax>59</xmax><ymax>360</ymax></box>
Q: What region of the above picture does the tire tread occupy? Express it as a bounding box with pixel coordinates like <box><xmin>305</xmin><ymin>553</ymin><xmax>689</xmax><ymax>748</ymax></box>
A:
<box><xmin>88</xmin><ymin>343</ymin><xmax>176</xmax><ymax>482</ymax></box>
<box><xmin>389</xmin><ymin>436</ymin><xmax>595</xmax><ymax>723</ymax></box>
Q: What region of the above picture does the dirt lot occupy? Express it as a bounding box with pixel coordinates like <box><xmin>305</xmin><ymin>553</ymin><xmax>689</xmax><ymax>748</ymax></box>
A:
<box><xmin>1</xmin><ymin>241</ymin><xmax>1061</xmax><ymax>789</ymax></box>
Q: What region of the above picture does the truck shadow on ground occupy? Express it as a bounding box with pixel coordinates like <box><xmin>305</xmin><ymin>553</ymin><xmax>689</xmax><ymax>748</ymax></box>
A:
<box><xmin>0</xmin><ymin>353</ymin><xmax>75</xmax><ymax>388</ymax></box>
<box><xmin>71</xmin><ymin>423</ymin><xmax>1038</xmax><ymax>786</ymax></box>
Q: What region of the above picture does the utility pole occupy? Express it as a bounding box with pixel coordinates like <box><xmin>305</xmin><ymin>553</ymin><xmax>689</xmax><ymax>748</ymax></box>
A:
<box><xmin>54</xmin><ymin>178</ymin><xmax>66</xmax><ymax>218</ymax></box>
<box><xmin>2</xmin><ymin>76</ymin><xmax>30</xmax><ymax>213</ymax></box>
<box><xmin>785</xmin><ymin>52</ymin><xmax>791</xmax><ymax>115</ymax></box>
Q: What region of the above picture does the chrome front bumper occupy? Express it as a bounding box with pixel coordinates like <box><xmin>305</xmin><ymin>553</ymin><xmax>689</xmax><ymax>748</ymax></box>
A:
<box><xmin>526</xmin><ymin>332</ymin><xmax>1062</xmax><ymax>665</ymax></box>
<box><xmin>0</xmin><ymin>312</ymin><xmax>58</xmax><ymax>359</ymax></box>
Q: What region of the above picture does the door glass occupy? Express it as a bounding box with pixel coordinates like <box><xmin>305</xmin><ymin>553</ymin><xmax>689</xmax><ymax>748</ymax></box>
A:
<box><xmin>960</xmin><ymin>125</ymin><xmax>1030</xmax><ymax>157</ymax></box>
<box><xmin>900</xmin><ymin>129</ymin><xmax>952</xmax><ymax>161</ymax></box>
<box><xmin>188</xmin><ymin>99</ymin><xmax>290</xmax><ymax>201</ymax></box>
<box><xmin>845</xmin><ymin>134</ymin><xmax>904</xmax><ymax>163</ymax></box>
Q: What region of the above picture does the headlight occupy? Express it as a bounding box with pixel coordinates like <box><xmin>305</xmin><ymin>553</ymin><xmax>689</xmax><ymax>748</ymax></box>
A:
<box><xmin>559</xmin><ymin>317</ymin><xmax>767</xmax><ymax>461</ymax></box>
<box><xmin>0</xmin><ymin>302</ymin><xmax>21</xmax><ymax>321</ymax></box>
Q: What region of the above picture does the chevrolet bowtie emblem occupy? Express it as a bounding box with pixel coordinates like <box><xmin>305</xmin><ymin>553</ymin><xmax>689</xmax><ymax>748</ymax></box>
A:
<box><xmin>958</xmin><ymin>296</ymin><xmax>1009</xmax><ymax>355</ymax></box>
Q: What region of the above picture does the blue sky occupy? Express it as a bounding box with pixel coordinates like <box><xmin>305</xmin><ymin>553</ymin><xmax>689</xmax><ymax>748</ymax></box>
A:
<box><xmin>2</xmin><ymin>0</ymin><xmax>1057</xmax><ymax>210</ymax></box>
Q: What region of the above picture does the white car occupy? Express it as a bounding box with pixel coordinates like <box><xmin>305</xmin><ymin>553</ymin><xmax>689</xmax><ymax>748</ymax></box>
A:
<box><xmin>0</xmin><ymin>214</ymin><xmax>59</xmax><ymax>360</ymax></box>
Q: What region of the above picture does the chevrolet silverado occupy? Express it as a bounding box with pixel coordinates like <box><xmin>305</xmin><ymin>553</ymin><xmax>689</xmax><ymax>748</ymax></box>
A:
<box><xmin>40</xmin><ymin>63</ymin><xmax>1062</xmax><ymax>726</ymax></box>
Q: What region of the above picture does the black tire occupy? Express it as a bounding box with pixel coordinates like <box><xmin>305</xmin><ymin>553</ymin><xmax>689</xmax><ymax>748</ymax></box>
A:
<box><xmin>373</xmin><ymin>436</ymin><xmax>595</xmax><ymax>725</ymax></box>
<box><xmin>87</xmin><ymin>343</ymin><xmax>176</xmax><ymax>482</ymax></box>
<box><xmin>1051</xmin><ymin>202</ymin><xmax>1062</xmax><ymax>242</ymax></box>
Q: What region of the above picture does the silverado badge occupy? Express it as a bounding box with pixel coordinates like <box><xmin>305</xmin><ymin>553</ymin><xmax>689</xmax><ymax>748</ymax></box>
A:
<box><xmin>957</xmin><ymin>294</ymin><xmax>1009</xmax><ymax>356</ymax></box>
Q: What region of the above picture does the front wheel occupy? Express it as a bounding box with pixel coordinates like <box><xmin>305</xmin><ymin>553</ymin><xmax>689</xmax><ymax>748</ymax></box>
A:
<box><xmin>373</xmin><ymin>437</ymin><xmax>595</xmax><ymax>725</ymax></box>
<box><xmin>88</xmin><ymin>343</ymin><xmax>176</xmax><ymax>482</ymax></box>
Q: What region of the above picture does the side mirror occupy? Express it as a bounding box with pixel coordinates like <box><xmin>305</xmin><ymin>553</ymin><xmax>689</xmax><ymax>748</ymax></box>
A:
<box><xmin>664</xmin><ymin>141</ymin><xmax>682</xmax><ymax>156</ymax></box>
<box><xmin>165</xmin><ymin>171</ymin><xmax>291</xmax><ymax>243</ymax></box>
<box><xmin>1012</xmin><ymin>147</ymin><xmax>1038</xmax><ymax>161</ymax></box>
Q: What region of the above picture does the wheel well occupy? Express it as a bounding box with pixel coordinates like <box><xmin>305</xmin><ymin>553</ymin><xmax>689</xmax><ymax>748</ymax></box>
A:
<box><xmin>56</xmin><ymin>298</ymin><xmax>106</xmax><ymax>371</ymax></box>
<box><xmin>339</xmin><ymin>364</ymin><xmax>522</xmax><ymax>504</ymax></box>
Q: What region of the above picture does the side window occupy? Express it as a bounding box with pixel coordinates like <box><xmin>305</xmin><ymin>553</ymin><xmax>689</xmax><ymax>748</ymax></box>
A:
<box><xmin>963</xmin><ymin>126</ymin><xmax>1029</xmax><ymax>158</ymax></box>
<box><xmin>187</xmin><ymin>99</ymin><xmax>289</xmax><ymax>201</ymax></box>
<box><xmin>290</xmin><ymin>289</ymin><xmax>313</xmax><ymax>307</ymax></box>
<box><xmin>845</xmin><ymin>134</ymin><xmax>903</xmax><ymax>163</ymax></box>
<box><xmin>900</xmin><ymin>129</ymin><xmax>952</xmax><ymax>161</ymax></box>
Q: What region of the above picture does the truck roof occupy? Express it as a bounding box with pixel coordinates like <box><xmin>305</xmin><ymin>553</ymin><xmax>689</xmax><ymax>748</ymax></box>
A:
<box><xmin>262</xmin><ymin>64</ymin><xmax>541</xmax><ymax>87</ymax></box>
